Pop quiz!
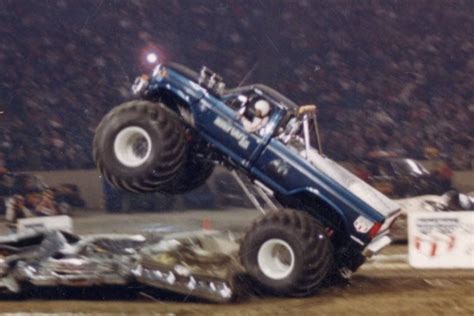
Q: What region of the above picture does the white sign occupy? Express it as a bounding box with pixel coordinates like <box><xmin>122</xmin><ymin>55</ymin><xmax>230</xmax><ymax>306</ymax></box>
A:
<box><xmin>17</xmin><ymin>215</ymin><xmax>74</xmax><ymax>234</ymax></box>
<box><xmin>408</xmin><ymin>212</ymin><xmax>474</xmax><ymax>269</ymax></box>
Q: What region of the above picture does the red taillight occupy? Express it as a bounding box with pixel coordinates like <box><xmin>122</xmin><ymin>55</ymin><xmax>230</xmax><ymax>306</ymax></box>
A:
<box><xmin>369</xmin><ymin>222</ymin><xmax>382</xmax><ymax>239</ymax></box>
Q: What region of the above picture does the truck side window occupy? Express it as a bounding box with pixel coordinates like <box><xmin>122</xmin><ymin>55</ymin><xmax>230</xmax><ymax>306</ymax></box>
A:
<box><xmin>225</xmin><ymin>94</ymin><xmax>248</xmax><ymax>111</ymax></box>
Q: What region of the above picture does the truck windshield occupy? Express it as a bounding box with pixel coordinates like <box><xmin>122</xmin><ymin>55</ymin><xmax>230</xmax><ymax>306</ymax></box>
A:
<box><xmin>225</xmin><ymin>84</ymin><xmax>298</xmax><ymax>113</ymax></box>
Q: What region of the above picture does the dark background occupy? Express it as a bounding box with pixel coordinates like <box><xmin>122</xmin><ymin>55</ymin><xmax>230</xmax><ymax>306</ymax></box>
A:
<box><xmin>0</xmin><ymin>0</ymin><xmax>473</xmax><ymax>170</ymax></box>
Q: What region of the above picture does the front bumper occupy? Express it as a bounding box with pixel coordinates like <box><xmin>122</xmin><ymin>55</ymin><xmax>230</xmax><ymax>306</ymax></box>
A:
<box><xmin>362</xmin><ymin>207</ymin><xmax>401</xmax><ymax>258</ymax></box>
<box><xmin>362</xmin><ymin>233</ymin><xmax>392</xmax><ymax>258</ymax></box>
<box><xmin>131</xmin><ymin>75</ymin><xmax>150</xmax><ymax>96</ymax></box>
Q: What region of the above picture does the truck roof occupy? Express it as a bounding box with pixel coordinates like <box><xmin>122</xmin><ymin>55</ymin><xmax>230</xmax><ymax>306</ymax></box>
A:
<box><xmin>165</xmin><ymin>62</ymin><xmax>200</xmax><ymax>82</ymax></box>
<box><xmin>226</xmin><ymin>84</ymin><xmax>299</xmax><ymax>112</ymax></box>
<box><xmin>164</xmin><ymin>63</ymin><xmax>299</xmax><ymax>112</ymax></box>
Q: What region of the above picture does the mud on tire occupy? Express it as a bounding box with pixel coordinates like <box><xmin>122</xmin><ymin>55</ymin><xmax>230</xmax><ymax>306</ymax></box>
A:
<box><xmin>239</xmin><ymin>209</ymin><xmax>334</xmax><ymax>297</ymax></box>
<box><xmin>93</xmin><ymin>100</ymin><xmax>187</xmax><ymax>193</ymax></box>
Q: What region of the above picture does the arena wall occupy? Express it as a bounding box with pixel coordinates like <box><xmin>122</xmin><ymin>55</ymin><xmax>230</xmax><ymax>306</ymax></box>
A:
<box><xmin>31</xmin><ymin>168</ymin><xmax>474</xmax><ymax>211</ymax></box>
<box><xmin>452</xmin><ymin>171</ymin><xmax>474</xmax><ymax>192</ymax></box>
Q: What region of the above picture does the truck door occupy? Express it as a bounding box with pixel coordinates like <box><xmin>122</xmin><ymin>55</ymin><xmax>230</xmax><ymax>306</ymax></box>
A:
<box><xmin>194</xmin><ymin>91</ymin><xmax>274</xmax><ymax>168</ymax></box>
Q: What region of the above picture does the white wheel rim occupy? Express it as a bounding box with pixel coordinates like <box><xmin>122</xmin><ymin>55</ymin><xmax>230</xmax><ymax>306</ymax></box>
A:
<box><xmin>257</xmin><ymin>239</ymin><xmax>295</xmax><ymax>280</ymax></box>
<box><xmin>113</xmin><ymin>126</ymin><xmax>152</xmax><ymax>168</ymax></box>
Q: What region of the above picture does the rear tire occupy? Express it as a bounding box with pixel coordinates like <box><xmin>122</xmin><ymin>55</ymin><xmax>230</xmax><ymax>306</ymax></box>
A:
<box><xmin>93</xmin><ymin>100</ymin><xmax>187</xmax><ymax>193</ymax></box>
<box><xmin>239</xmin><ymin>209</ymin><xmax>334</xmax><ymax>297</ymax></box>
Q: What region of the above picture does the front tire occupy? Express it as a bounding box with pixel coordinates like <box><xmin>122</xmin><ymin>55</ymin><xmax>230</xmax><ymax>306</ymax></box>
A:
<box><xmin>239</xmin><ymin>209</ymin><xmax>334</xmax><ymax>297</ymax></box>
<box><xmin>93</xmin><ymin>100</ymin><xmax>187</xmax><ymax>193</ymax></box>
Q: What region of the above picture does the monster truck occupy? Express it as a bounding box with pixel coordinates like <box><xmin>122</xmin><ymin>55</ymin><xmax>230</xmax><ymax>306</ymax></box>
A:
<box><xmin>93</xmin><ymin>63</ymin><xmax>400</xmax><ymax>297</ymax></box>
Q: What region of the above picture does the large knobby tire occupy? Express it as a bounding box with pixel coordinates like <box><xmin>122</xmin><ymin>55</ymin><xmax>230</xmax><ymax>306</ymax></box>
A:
<box><xmin>239</xmin><ymin>209</ymin><xmax>334</xmax><ymax>297</ymax></box>
<box><xmin>160</xmin><ymin>154</ymin><xmax>215</xmax><ymax>194</ymax></box>
<box><xmin>93</xmin><ymin>100</ymin><xmax>187</xmax><ymax>193</ymax></box>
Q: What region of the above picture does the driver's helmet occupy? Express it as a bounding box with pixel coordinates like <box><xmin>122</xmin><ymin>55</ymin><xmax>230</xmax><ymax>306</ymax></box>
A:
<box><xmin>254</xmin><ymin>99</ymin><xmax>271</xmax><ymax>117</ymax></box>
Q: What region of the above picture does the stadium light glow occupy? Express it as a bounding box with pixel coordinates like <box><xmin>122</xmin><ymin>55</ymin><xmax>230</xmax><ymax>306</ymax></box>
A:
<box><xmin>146</xmin><ymin>53</ymin><xmax>158</xmax><ymax>64</ymax></box>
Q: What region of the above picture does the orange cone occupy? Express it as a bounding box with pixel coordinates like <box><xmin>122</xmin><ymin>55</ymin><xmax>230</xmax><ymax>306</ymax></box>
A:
<box><xmin>202</xmin><ymin>218</ymin><xmax>212</xmax><ymax>230</ymax></box>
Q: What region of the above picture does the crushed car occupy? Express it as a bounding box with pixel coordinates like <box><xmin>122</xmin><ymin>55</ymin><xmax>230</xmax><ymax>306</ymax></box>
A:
<box><xmin>0</xmin><ymin>229</ymin><xmax>241</xmax><ymax>303</ymax></box>
<box><xmin>0</xmin><ymin>230</ymin><xmax>145</xmax><ymax>293</ymax></box>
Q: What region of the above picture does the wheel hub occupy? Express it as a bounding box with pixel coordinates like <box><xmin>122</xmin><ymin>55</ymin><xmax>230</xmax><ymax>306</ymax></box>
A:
<box><xmin>113</xmin><ymin>126</ymin><xmax>152</xmax><ymax>167</ymax></box>
<box><xmin>257</xmin><ymin>239</ymin><xmax>295</xmax><ymax>280</ymax></box>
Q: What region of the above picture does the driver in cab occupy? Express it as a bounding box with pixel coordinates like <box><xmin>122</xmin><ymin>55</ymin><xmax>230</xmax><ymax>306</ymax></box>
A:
<box><xmin>239</xmin><ymin>98</ymin><xmax>272</xmax><ymax>135</ymax></box>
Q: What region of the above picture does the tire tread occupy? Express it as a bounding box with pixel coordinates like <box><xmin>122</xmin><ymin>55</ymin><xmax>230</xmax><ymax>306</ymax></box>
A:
<box><xmin>93</xmin><ymin>100</ymin><xmax>187</xmax><ymax>193</ymax></box>
<box><xmin>239</xmin><ymin>209</ymin><xmax>334</xmax><ymax>297</ymax></box>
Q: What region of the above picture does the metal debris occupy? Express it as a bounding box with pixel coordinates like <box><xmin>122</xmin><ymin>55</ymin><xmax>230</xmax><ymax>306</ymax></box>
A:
<box><xmin>0</xmin><ymin>229</ymin><xmax>241</xmax><ymax>302</ymax></box>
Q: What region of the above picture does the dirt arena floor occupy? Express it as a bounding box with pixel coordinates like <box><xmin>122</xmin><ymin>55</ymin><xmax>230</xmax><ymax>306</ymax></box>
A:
<box><xmin>0</xmin><ymin>209</ymin><xmax>473</xmax><ymax>315</ymax></box>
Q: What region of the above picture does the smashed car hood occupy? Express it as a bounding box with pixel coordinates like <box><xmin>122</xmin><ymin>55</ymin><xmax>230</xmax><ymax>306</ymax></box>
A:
<box><xmin>136</xmin><ymin>231</ymin><xmax>243</xmax><ymax>302</ymax></box>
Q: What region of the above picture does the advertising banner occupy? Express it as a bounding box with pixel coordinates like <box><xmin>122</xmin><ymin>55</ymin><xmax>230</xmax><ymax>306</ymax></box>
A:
<box><xmin>17</xmin><ymin>215</ymin><xmax>73</xmax><ymax>234</ymax></box>
<box><xmin>408</xmin><ymin>211</ymin><xmax>474</xmax><ymax>268</ymax></box>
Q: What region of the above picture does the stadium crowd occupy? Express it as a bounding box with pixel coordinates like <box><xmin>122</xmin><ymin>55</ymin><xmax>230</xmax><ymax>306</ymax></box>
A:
<box><xmin>0</xmin><ymin>0</ymin><xmax>473</xmax><ymax>171</ymax></box>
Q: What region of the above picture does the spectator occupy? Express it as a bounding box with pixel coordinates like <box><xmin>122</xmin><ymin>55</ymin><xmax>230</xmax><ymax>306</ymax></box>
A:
<box><xmin>0</xmin><ymin>1</ymin><xmax>472</xmax><ymax>170</ymax></box>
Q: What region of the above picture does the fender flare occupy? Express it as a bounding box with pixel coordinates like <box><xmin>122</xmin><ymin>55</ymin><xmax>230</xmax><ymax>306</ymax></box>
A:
<box><xmin>287</xmin><ymin>187</ymin><xmax>351</xmax><ymax>234</ymax></box>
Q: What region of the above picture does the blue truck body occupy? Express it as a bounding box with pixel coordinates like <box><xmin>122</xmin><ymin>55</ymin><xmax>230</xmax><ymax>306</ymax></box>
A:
<box><xmin>135</xmin><ymin>63</ymin><xmax>400</xmax><ymax>249</ymax></box>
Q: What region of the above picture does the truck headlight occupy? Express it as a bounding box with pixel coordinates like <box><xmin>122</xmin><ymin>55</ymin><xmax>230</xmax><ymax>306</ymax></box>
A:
<box><xmin>131</xmin><ymin>74</ymin><xmax>149</xmax><ymax>95</ymax></box>
<box><xmin>152</xmin><ymin>64</ymin><xmax>167</xmax><ymax>79</ymax></box>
